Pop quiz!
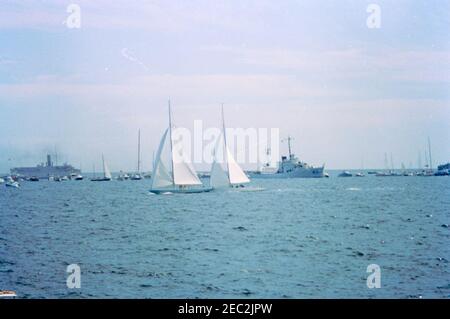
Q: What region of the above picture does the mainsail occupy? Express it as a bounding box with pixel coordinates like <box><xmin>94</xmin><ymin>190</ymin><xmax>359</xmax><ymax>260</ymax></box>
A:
<box><xmin>151</xmin><ymin>128</ymin><xmax>174</xmax><ymax>189</ymax></box>
<box><xmin>226</xmin><ymin>146</ymin><xmax>250</xmax><ymax>184</ymax></box>
<box><xmin>102</xmin><ymin>155</ymin><xmax>112</xmax><ymax>179</ymax></box>
<box><xmin>210</xmin><ymin>105</ymin><xmax>250</xmax><ymax>188</ymax></box>
<box><xmin>150</xmin><ymin>103</ymin><xmax>202</xmax><ymax>191</ymax></box>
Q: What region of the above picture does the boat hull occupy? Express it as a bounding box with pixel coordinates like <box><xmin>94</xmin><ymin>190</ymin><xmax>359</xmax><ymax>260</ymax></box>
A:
<box><xmin>149</xmin><ymin>187</ymin><xmax>213</xmax><ymax>194</ymax></box>
<box><xmin>91</xmin><ymin>178</ymin><xmax>111</xmax><ymax>182</ymax></box>
<box><xmin>249</xmin><ymin>166</ymin><xmax>324</xmax><ymax>178</ymax></box>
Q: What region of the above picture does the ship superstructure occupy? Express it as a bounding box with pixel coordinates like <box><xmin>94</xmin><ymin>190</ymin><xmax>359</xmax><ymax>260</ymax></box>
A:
<box><xmin>10</xmin><ymin>154</ymin><xmax>81</xmax><ymax>178</ymax></box>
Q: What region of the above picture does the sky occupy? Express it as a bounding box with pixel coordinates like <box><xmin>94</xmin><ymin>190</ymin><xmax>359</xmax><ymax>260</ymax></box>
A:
<box><xmin>0</xmin><ymin>0</ymin><xmax>449</xmax><ymax>172</ymax></box>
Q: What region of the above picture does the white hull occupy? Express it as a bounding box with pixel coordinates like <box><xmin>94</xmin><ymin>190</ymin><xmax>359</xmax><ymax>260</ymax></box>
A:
<box><xmin>250</xmin><ymin>166</ymin><xmax>324</xmax><ymax>178</ymax></box>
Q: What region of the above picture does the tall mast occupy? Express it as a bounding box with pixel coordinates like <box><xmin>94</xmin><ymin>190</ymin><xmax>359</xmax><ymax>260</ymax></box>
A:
<box><xmin>102</xmin><ymin>154</ymin><xmax>105</xmax><ymax>178</ymax></box>
<box><xmin>428</xmin><ymin>136</ymin><xmax>432</xmax><ymax>170</ymax></box>
<box><xmin>287</xmin><ymin>136</ymin><xmax>292</xmax><ymax>159</ymax></box>
<box><xmin>221</xmin><ymin>103</ymin><xmax>231</xmax><ymax>182</ymax></box>
<box><xmin>168</xmin><ymin>100</ymin><xmax>175</xmax><ymax>185</ymax></box>
<box><xmin>418</xmin><ymin>151</ymin><xmax>422</xmax><ymax>169</ymax></box>
<box><xmin>137</xmin><ymin>129</ymin><xmax>141</xmax><ymax>173</ymax></box>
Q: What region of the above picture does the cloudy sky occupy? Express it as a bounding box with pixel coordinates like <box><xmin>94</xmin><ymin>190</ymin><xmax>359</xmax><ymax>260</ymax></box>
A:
<box><xmin>0</xmin><ymin>0</ymin><xmax>449</xmax><ymax>172</ymax></box>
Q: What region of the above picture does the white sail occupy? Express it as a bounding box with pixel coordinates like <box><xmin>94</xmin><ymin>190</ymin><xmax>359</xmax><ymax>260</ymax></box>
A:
<box><xmin>210</xmin><ymin>135</ymin><xmax>230</xmax><ymax>188</ymax></box>
<box><xmin>151</xmin><ymin>128</ymin><xmax>174</xmax><ymax>189</ymax></box>
<box><xmin>226</xmin><ymin>146</ymin><xmax>250</xmax><ymax>185</ymax></box>
<box><xmin>210</xmin><ymin>132</ymin><xmax>250</xmax><ymax>187</ymax></box>
<box><xmin>102</xmin><ymin>155</ymin><xmax>112</xmax><ymax>179</ymax></box>
<box><xmin>172</xmin><ymin>141</ymin><xmax>202</xmax><ymax>185</ymax></box>
<box><xmin>151</xmin><ymin>127</ymin><xmax>202</xmax><ymax>189</ymax></box>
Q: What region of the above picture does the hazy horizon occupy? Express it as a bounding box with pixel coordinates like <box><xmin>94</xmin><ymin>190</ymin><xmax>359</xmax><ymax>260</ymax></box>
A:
<box><xmin>1</xmin><ymin>0</ymin><xmax>449</xmax><ymax>173</ymax></box>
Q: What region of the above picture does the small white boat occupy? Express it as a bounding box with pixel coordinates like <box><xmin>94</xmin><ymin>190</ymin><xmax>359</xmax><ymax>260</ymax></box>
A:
<box><xmin>74</xmin><ymin>174</ymin><xmax>84</xmax><ymax>180</ymax></box>
<box><xmin>338</xmin><ymin>171</ymin><xmax>352</xmax><ymax>177</ymax></box>
<box><xmin>117</xmin><ymin>171</ymin><xmax>129</xmax><ymax>180</ymax></box>
<box><xmin>0</xmin><ymin>177</ymin><xmax>4</xmax><ymax>183</ymax></box>
<box><xmin>130</xmin><ymin>173</ymin><xmax>142</xmax><ymax>180</ymax></box>
<box><xmin>355</xmin><ymin>172</ymin><xmax>365</xmax><ymax>177</ymax></box>
<box><xmin>0</xmin><ymin>290</ymin><xmax>17</xmax><ymax>298</ymax></box>
<box><xmin>5</xmin><ymin>181</ymin><xmax>20</xmax><ymax>188</ymax></box>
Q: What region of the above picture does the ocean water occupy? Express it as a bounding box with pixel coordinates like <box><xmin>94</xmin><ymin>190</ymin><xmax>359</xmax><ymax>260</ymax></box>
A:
<box><xmin>1</xmin><ymin>172</ymin><xmax>449</xmax><ymax>299</ymax></box>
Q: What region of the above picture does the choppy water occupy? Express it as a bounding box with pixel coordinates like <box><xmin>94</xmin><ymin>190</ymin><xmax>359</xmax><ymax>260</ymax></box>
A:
<box><xmin>1</xmin><ymin>172</ymin><xmax>449</xmax><ymax>298</ymax></box>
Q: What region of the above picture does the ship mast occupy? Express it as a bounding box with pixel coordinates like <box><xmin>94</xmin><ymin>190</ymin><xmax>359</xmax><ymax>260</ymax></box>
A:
<box><xmin>168</xmin><ymin>100</ymin><xmax>175</xmax><ymax>185</ymax></box>
<box><xmin>282</xmin><ymin>136</ymin><xmax>294</xmax><ymax>159</ymax></box>
<box><xmin>221</xmin><ymin>103</ymin><xmax>231</xmax><ymax>183</ymax></box>
<box><xmin>137</xmin><ymin>129</ymin><xmax>141</xmax><ymax>173</ymax></box>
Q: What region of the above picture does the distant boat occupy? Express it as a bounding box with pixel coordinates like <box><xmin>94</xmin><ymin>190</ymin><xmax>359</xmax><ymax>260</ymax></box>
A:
<box><xmin>376</xmin><ymin>171</ymin><xmax>391</xmax><ymax>177</ymax></box>
<box><xmin>210</xmin><ymin>105</ymin><xmax>250</xmax><ymax>189</ymax></box>
<box><xmin>91</xmin><ymin>155</ymin><xmax>112</xmax><ymax>182</ymax></box>
<box><xmin>0</xmin><ymin>177</ymin><xmax>4</xmax><ymax>183</ymax></box>
<box><xmin>29</xmin><ymin>176</ymin><xmax>39</xmax><ymax>182</ymax></box>
<box><xmin>10</xmin><ymin>154</ymin><xmax>80</xmax><ymax>179</ymax></box>
<box><xmin>355</xmin><ymin>172</ymin><xmax>365</xmax><ymax>177</ymax></box>
<box><xmin>435</xmin><ymin>162</ymin><xmax>449</xmax><ymax>176</ymax></box>
<box><xmin>74</xmin><ymin>174</ymin><xmax>84</xmax><ymax>180</ymax></box>
<box><xmin>338</xmin><ymin>171</ymin><xmax>352</xmax><ymax>177</ymax></box>
<box><xmin>0</xmin><ymin>290</ymin><xmax>17</xmax><ymax>298</ymax></box>
<box><xmin>117</xmin><ymin>171</ymin><xmax>129</xmax><ymax>181</ymax></box>
<box><xmin>130</xmin><ymin>174</ymin><xmax>142</xmax><ymax>180</ymax></box>
<box><xmin>249</xmin><ymin>136</ymin><xmax>324</xmax><ymax>178</ymax></box>
<box><xmin>149</xmin><ymin>101</ymin><xmax>211</xmax><ymax>194</ymax></box>
<box><xmin>5</xmin><ymin>176</ymin><xmax>19</xmax><ymax>188</ymax></box>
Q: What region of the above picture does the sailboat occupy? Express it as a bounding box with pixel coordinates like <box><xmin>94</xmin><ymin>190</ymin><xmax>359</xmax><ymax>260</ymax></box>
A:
<box><xmin>131</xmin><ymin>129</ymin><xmax>143</xmax><ymax>180</ymax></box>
<box><xmin>210</xmin><ymin>105</ymin><xmax>250</xmax><ymax>189</ymax></box>
<box><xmin>149</xmin><ymin>101</ymin><xmax>211</xmax><ymax>194</ymax></box>
<box><xmin>5</xmin><ymin>176</ymin><xmax>20</xmax><ymax>188</ymax></box>
<box><xmin>91</xmin><ymin>155</ymin><xmax>112</xmax><ymax>181</ymax></box>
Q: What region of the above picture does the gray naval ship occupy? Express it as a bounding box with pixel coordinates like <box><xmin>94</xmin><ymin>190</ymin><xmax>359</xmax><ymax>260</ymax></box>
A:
<box><xmin>10</xmin><ymin>154</ymin><xmax>81</xmax><ymax>179</ymax></box>
<box><xmin>250</xmin><ymin>136</ymin><xmax>325</xmax><ymax>178</ymax></box>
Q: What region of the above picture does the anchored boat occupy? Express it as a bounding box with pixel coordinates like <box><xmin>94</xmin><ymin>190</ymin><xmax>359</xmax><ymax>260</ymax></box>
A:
<box><xmin>91</xmin><ymin>155</ymin><xmax>112</xmax><ymax>181</ymax></box>
<box><xmin>250</xmin><ymin>136</ymin><xmax>325</xmax><ymax>178</ymax></box>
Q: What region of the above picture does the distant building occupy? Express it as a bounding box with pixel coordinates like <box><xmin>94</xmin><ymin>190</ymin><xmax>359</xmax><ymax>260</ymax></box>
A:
<box><xmin>10</xmin><ymin>155</ymin><xmax>81</xmax><ymax>178</ymax></box>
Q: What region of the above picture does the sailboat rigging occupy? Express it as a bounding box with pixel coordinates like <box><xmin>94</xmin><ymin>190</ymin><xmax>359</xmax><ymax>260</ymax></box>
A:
<box><xmin>210</xmin><ymin>104</ymin><xmax>250</xmax><ymax>189</ymax></box>
<box><xmin>149</xmin><ymin>101</ymin><xmax>211</xmax><ymax>194</ymax></box>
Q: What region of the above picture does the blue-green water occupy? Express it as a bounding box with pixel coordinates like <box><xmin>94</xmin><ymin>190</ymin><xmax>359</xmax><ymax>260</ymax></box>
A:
<box><xmin>1</xmin><ymin>173</ymin><xmax>449</xmax><ymax>298</ymax></box>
